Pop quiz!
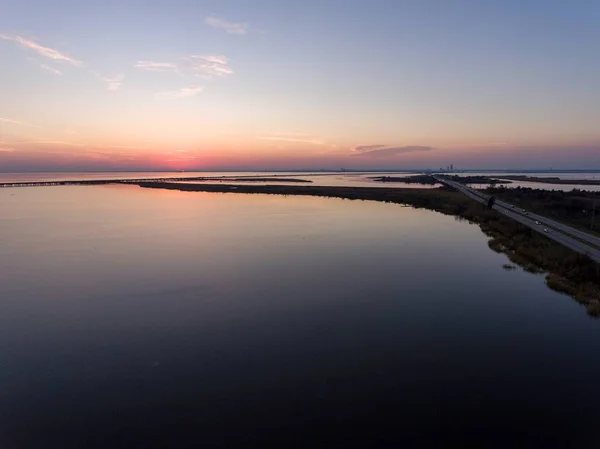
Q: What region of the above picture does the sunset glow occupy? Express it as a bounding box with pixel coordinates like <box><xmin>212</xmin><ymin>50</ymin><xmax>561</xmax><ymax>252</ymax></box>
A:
<box><xmin>1</xmin><ymin>1</ymin><xmax>599</xmax><ymax>171</ymax></box>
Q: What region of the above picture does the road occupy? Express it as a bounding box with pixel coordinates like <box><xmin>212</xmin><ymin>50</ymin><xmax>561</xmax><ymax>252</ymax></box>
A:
<box><xmin>433</xmin><ymin>176</ymin><xmax>600</xmax><ymax>264</ymax></box>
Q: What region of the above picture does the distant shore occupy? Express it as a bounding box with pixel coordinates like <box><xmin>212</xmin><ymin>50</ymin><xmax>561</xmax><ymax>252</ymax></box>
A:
<box><xmin>370</xmin><ymin>175</ymin><xmax>513</xmax><ymax>186</ymax></box>
<box><xmin>135</xmin><ymin>181</ymin><xmax>450</xmax><ymax>202</ymax></box>
<box><xmin>500</xmin><ymin>175</ymin><xmax>600</xmax><ymax>185</ymax></box>
<box><xmin>136</xmin><ymin>181</ymin><xmax>600</xmax><ymax>316</ymax></box>
<box><xmin>0</xmin><ymin>176</ymin><xmax>312</xmax><ymax>188</ymax></box>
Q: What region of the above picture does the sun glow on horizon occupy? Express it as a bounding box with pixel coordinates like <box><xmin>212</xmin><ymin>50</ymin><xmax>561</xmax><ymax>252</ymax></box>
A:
<box><xmin>1</xmin><ymin>1</ymin><xmax>599</xmax><ymax>170</ymax></box>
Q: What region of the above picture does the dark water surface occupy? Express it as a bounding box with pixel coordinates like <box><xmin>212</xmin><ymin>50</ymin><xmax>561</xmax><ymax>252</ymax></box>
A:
<box><xmin>1</xmin><ymin>185</ymin><xmax>599</xmax><ymax>448</ymax></box>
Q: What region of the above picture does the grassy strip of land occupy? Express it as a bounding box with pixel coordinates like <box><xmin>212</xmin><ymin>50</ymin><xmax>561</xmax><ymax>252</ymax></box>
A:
<box><xmin>372</xmin><ymin>174</ymin><xmax>509</xmax><ymax>185</ymax></box>
<box><xmin>0</xmin><ymin>176</ymin><xmax>312</xmax><ymax>188</ymax></box>
<box><xmin>137</xmin><ymin>181</ymin><xmax>600</xmax><ymax>317</ymax></box>
<box><xmin>443</xmin><ymin>175</ymin><xmax>511</xmax><ymax>185</ymax></box>
<box><xmin>195</xmin><ymin>177</ymin><xmax>311</xmax><ymax>183</ymax></box>
<box><xmin>501</xmin><ymin>175</ymin><xmax>600</xmax><ymax>185</ymax></box>
<box><xmin>371</xmin><ymin>175</ymin><xmax>439</xmax><ymax>184</ymax></box>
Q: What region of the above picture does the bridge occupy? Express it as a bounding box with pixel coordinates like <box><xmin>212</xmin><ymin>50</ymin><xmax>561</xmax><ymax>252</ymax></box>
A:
<box><xmin>433</xmin><ymin>175</ymin><xmax>600</xmax><ymax>264</ymax></box>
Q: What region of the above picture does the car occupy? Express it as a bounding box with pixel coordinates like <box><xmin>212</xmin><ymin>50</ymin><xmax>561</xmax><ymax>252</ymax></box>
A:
<box><xmin>535</xmin><ymin>221</ymin><xmax>541</xmax><ymax>225</ymax></box>
<box><xmin>521</xmin><ymin>209</ymin><xmax>526</xmax><ymax>212</ymax></box>
<box><xmin>544</xmin><ymin>228</ymin><xmax>550</xmax><ymax>233</ymax></box>
<box><xmin>524</xmin><ymin>212</ymin><xmax>528</xmax><ymax>215</ymax></box>
<box><xmin>511</xmin><ymin>205</ymin><xmax>515</xmax><ymax>208</ymax></box>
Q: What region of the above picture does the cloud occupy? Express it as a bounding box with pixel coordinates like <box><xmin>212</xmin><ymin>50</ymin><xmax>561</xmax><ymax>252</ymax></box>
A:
<box><xmin>1</xmin><ymin>36</ymin><xmax>126</xmax><ymax>92</ymax></box>
<box><xmin>462</xmin><ymin>141</ymin><xmax>511</xmax><ymax>149</ymax></box>
<box><xmin>134</xmin><ymin>61</ymin><xmax>178</xmax><ymax>72</ymax></box>
<box><xmin>0</xmin><ymin>34</ymin><xmax>82</xmax><ymax>66</ymax></box>
<box><xmin>0</xmin><ymin>117</ymin><xmax>42</xmax><ymax>128</ymax></box>
<box><xmin>103</xmin><ymin>74</ymin><xmax>125</xmax><ymax>91</ymax></box>
<box><xmin>205</xmin><ymin>16</ymin><xmax>248</xmax><ymax>35</ymax></box>
<box><xmin>352</xmin><ymin>144</ymin><xmax>387</xmax><ymax>153</ymax></box>
<box><xmin>183</xmin><ymin>55</ymin><xmax>233</xmax><ymax>78</ymax></box>
<box><xmin>22</xmin><ymin>139</ymin><xmax>85</xmax><ymax>146</ymax></box>
<box><xmin>89</xmin><ymin>71</ymin><xmax>125</xmax><ymax>91</ymax></box>
<box><xmin>155</xmin><ymin>86</ymin><xmax>204</xmax><ymax>99</ymax></box>
<box><xmin>259</xmin><ymin>136</ymin><xmax>325</xmax><ymax>145</ymax></box>
<box><xmin>108</xmin><ymin>144</ymin><xmax>144</xmax><ymax>149</ymax></box>
<box><xmin>0</xmin><ymin>146</ymin><xmax>16</xmax><ymax>152</ymax></box>
<box><xmin>353</xmin><ymin>145</ymin><xmax>434</xmax><ymax>158</ymax></box>
<box><xmin>134</xmin><ymin>56</ymin><xmax>233</xmax><ymax>82</ymax></box>
<box><xmin>270</xmin><ymin>132</ymin><xmax>312</xmax><ymax>137</ymax></box>
<box><xmin>40</xmin><ymin>64</ymin><xmax>62</xmax><ymax>75</ymax></box>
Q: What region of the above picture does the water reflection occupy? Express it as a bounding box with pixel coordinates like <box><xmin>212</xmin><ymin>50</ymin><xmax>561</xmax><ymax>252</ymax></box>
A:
<box><xmin>1</xmin><ymin>186</ymin><xmax>599</xmax><ymax>448</ymax></box>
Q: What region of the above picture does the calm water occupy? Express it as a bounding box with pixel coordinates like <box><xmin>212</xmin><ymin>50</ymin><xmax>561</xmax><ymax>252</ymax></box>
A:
<box><xmin>450</xmin><ymin>172</ymin><xmax>600</xmax><ymax>192</ymax></box>
<box><xmin>1</xmin><ymin>185</ymin><xmax>600</xmax><ymax>448</ymax></box>
<box><xmin>5</xmin><ymin>171</ymin><xmax>600</xmax><ymax>191</ymax></box>
<box><xmin>0</xmin><ymin>171</ymin><xmax>440</xmax><ymax>189</ymax></box>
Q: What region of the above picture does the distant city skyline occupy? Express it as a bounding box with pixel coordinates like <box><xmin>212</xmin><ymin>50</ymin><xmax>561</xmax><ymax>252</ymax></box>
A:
<box><xmin>1</xmin><ymin>0</ymin><xmax>599</xmax><ymax>171</ymax></box>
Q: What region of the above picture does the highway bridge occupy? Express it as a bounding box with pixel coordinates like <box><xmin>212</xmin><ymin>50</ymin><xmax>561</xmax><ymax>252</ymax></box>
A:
<box><xmin>434</xmin><ymin>175</ymin><xmax>600</xmax><ymax>264</ymax></box>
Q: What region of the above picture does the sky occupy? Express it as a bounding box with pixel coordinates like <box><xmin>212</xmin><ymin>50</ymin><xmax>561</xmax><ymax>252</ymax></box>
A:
<box><xmin>1</xmin><ymin>0</ymin><xmax>599</xmax><ymax>171</ymax></box>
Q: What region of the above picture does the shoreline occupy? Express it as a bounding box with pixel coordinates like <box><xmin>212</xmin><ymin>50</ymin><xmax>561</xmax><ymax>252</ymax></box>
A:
<box><xmin>135</xmin><ymin>181</ymin><xmax>443</xmax><ymax>200</ymax></box>
<box><xmin>501</xmin><ymin>175</ymin><xmax>600</xmax><ymax>185</ymax></box>
<box><xmin>136</xmin><ymin>181</ymin><xmax>600</xmax><ymax>316</ymax></box>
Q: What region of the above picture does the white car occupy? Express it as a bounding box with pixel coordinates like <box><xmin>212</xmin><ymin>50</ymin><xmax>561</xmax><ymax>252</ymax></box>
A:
<box><xmin>544</xmin><ymin>228</ymin><xmax>550</xmax><ymax>233</ymax></box>
<box><xmin>535</xmin><ymin>221</ymin><xmax>541</xmax><ymax>225</ymax></box>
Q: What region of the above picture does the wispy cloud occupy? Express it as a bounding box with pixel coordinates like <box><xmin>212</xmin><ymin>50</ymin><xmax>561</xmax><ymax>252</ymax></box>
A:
<box><xmin>183</xmin><ymin>55</ymin><xmax>233</xmax><ymax>78</ymax></box>
<box><xmin>205</xmin><ymin>16</ymin><xmax>249</xmax><ymax>35</ymax></box>
<box><xmin>259</xmin><ymin>135</ymin><xmax>325</xmax><ymax>145</ymax></box>
<box><xmin>104</xmin><ymin>74</ymin><xmax>125</xmax><ymax>91</ymax></box>
<box><xmin>462</xmin><ymin>141</ymin><xmax>511</xmax><ymax>149</ymax></box>
<box><xmin>134</xmin><ymin>55</ymin><xmax>233</xmax><ymax>82</ymax></box>
<box><xmin>155</xmin><ymin>86</ymin><xmax>204</xmax><ymax>99</ymax></box>
<box><xmin>40</xmin><ymin>64</ymin><xmax>62</xmax><ymax>75</ymax></box>
<box><xmin>0</xmin><ymin>146</ymin><xmax>16</xmax><ymax>152</ymax></box>
<box><xmin>0</xmin><ymin>34</ymin><xmax>82</xmax><ymax>66</ymax></box>
<box><xmin>21</xmin><ymin>138</ymin><xmax>85</xmax><ymax>146</ymax></box>
<box><xmin>108</xmin><ymin>144</ymin><xmax>144</xmax><ymax>149</ymax></box>
<box><xmin>0</xmin><ymin>117</ymin><xmax>42</xmax><ymax>128</ymax></box>
<box><xmin>353</xmin><ymin>145</ymin><xmax>434</xmax><ymax>158</ymax></box>
<box><xmin>352</xmin><ymin>144</ymin><xmax>387</xmax><ymax>153</ymax></box>
<box><xmin>270</xmin><ymin>132</ymin><xmax>313</xmax><ymax>137</ymax></box>
<box><xmin>134</xmin><ymin>61</ymin><xmax>178</xmax><ymax>72</ymax></box>
<box><xmin>90</xmin><ymin>71</ymin><xmax>125</xmax><ymax>91</ymax></box>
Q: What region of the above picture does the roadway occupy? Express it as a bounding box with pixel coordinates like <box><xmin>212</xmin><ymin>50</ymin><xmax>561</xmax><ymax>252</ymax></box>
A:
<box><xmin>433</xmin><ymin>176</ymin><xmax>600</xmax><ymax>264</ymax></box>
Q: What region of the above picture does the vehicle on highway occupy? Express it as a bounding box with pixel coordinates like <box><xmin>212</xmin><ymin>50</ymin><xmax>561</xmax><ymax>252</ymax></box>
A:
<box><xmin>535</xmin><ymin>221</ymin><xmax>541</xmax><ymax>225</ymax></box>
<box><xmin>511</xmin><ymin>205</ymin><xmax>515</xmax><ymax>208</ymax></box>
<box><xmin>544</xmin><ymin>228</ymin><xmax>550</xmax><ymax>233</ymax></box>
